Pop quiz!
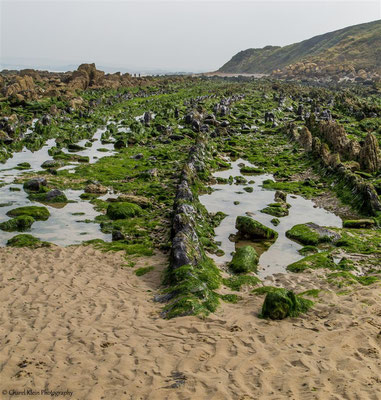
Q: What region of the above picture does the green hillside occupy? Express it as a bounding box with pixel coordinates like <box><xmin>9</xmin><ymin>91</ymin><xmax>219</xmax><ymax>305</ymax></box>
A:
<box><xmin>219</xmin><ymin>19</ymin><xmax>381</xmax><ymax>78</ymax></box>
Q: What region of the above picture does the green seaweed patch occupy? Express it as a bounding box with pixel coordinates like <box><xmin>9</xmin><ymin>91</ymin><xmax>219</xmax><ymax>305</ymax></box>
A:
<box><xmin>236</xmin><ymin>216</ymin><xmax>278</xmax><ymax>241</ymax></box>
<box><xmin>334</xmin><ymin>229</ymin><xmax>381</xmax><ymax>254</ymax></box>
<box><xmin>343</xmin><ymin>219</ymin><xmax>375</xmax><ymax>229</ymax></box>
<box><xmin>286</xmin><ymin>223</ymin><xmax>333</xmax><ymax>246</ymax></box>
<box><xmin>229</xmin><ymin>246</ymin><xmax>259</xmax><ymax>273</ymax></box>
<box><xmin>260</xmin><ymin>288</ymin><xmax>314</xmax><ymax>320</ymax></box>
<box><xmin>162</xmin><ymin>257</ymin><xmax>222</xmax><ymax>319</ymax></box>
<box><xmin>220</xmin><ymin>294</ymin><xmax>241</xmax><ymax>303</ymax></box>
<box><xmin>212</xmin><ymin>211</ymin><xmax>227</xmax><ymax>227</ymax></box>
<box><xmin>84</xmin><ymin>238</ymin><xmax>154</xmax><ymax>257</ymax></box>
<box><xmin>0</xmin><ymin>215</ymin><xmax>35</xmax><ymax>232</ymax></box>
<box><xmin>240</xmin><ymin>166</ymin><xmax>264</xmax><ymax>175</ymax></box>
<box><xmin>106</xmin><ymin>202</ymin><xmax>143</xmax><ymax>220</ymax></box>
<box><xmin>6</xmin><ymin>206</ymin><xmax>50</xmax><ymax>221</ymax></box>
<box><xmin>270</xmin><ymin>218</ymin><xmax>280</xmax><ymax>226</ymax></box>
<box><xmin>262</xmin><ymin>179</ymin><xmax>323</xmax><ymax>197</ymax></box>
<box><xmin>287</xmin><ymin>252</ymin><xmax>335</xmax><ymax>272</ymax></box>
<box><xmin>135</xmin><ymin>266</ymin><xmax>155</xmax><ymax>276</ymax></box>
<box><xmin>261</xmin><ymin>202</ymin><xmax>289</xmax><ymax>217</ymax></box>
<box><xmin>252</xmin><ymin>286</ymin><xmax>282</xmax><ymax>296</ymax></box>
<box><xmin>299</xmin><ymin>289</ymin><xmax>322</xmax><ymax>298</ymax></box>
<box><xmin>223</xmin><ymin>275</ymin><xmax>261</xmax><ymax>291</ymax></box>
<box><xmin>6</xmin><ymin>234</ymin><xmax>51</xmax><ymax>248</ymax></box>
<box><xmin>28</xmin><ymin>192</ymin><xmax>68</xmax><ymax>203</ymax></box>
<box><xmin>15</xmin><ymin>162</ymin><xmax>31</xmax><ymax>170</ymax></box>
<box><xmin>327</xmin><ymin>271</ymin><xmax>380</xmax><ymax>288</ymax></box>
<box><xmin>298</xmin><ymin>245</ymin><xmax>319</xmax><ymax>255</ymax></box>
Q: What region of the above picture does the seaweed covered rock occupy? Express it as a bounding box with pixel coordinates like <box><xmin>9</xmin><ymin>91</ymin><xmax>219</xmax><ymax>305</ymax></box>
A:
<box><xmin>261</xmin><ymin>202</ymin><xmax>289</xmax><ymax>217</ymax></box>
<box><xmin>6</xmin><ymin>234</ymin><xmax>50</xmax><ymax>248</ymax></box>
<box><xmin>23</xmin><ymin>177</ymin><xmax>47</xmax><ymax>192</ymax></box>
<box><xmin>0</xmin><ymin>215</ymin><xmax>35</xmax><ymax>232</ymax></box>
<box><xmin>286</xmin><ymin>222</ymin><xmax>340</xmax><ymax>245</ymax></box>
<box><xmin>6</xmin><ymin>206</ymin><xmax>50</xmax><ymax>221</ymax></box>
<box><xmin>343</xmin><ymin>219</ymin><xmax>375</xmax><ymax>229</ymax></box>
<box><xmin>261</xmin><ymin>289</ymin><xmax>313</xmax><ymax>320</ymax></box>
<box><xmin>230</xmin><ymin>246</ymin><xmax>259</xmax><ymax>273</ymax></box>
<box><xmin>41</xmin><ymin>160</ymin><xmax>62</xmax><ymax>169</ymax></box>
<box><xmin>287</xmin><ymin>252</ymin><xmax>335</xmax><ymax>272</ymax></box>
<box><xmin>28</xmin><ymin>189</ymin><xmax>68</xmax><ymax>203</ymax></box>
<box><xmin>106</xmin><ymin>202</ymin><xmax>143</xmax><ymax>220</ymax></box>
<box><xmin>274</xmin><ymin>190</ymin><xmax>287</xmax><ymax>203</ymax></box>
<box><xmin>235</xmin><ymin>216</ymin><xmax>278</xmax><ymax>240</ymax></box>
<box><xmin>85</xmin><ymin>183</ymin><xmax>108</xmax><ymax>194</ymax></box>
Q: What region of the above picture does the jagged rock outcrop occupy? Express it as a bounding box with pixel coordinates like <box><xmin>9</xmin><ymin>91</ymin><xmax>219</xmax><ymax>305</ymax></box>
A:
<box><xmin>359</xmin><ymin>133</ymin><xmax>381</xmax><ymax>173</ymax></box>
<box><xmin>299</xmin><ymin>126</ymin><xmax>312</xmax><ymax>151</ymax></box>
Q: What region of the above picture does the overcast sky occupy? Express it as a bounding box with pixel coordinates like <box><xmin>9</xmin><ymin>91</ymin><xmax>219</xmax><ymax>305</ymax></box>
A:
<box><xmin>1</xmin><ymin>0</ymin><xmax>380</xmax><ymax>72</ymax></box>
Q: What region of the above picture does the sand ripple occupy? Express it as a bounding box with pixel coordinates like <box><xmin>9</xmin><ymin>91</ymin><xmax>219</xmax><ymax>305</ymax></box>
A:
<box><xmin>0</xmin><ymin>246</ymin><xmax>380</xmax><ymax>399</ymax></box>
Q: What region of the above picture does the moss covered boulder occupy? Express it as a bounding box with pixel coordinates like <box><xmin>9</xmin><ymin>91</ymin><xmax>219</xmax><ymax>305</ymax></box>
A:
<box><xmin>235</xmin><ymin>216</ymin><xmax>278</xmax><ymax>240</ymax></box>
<box><xmin>6</xmin><ymin>234</ymin><xmax>50</xmax><ymax>248</ymax></box>
<box><xmin>0</xmin><ymin>215</ymin><xmax>35</xmax><ymax>232</ymax></box>
<box><xmin>106</xmin><ymin>202</ymin><xmax>143</xmax><ymax>220</ymax></box>
<box><xmin>230</xmin><ymin>246</ymin><xmax>259</xmax><ymax>273</ymax></box>
<box><xmin>261</xmin><ymin>289</ymin><xmax>313</xmax><ymax>320</ymax></box>
<box><xmin>286</xmin><ymin>222</ymin><xmax>340</xmax><ymax>246</ymax></box>
<box><xmin>6</xmin><ymin>206</ymin><xmax>50</xmax><ymax>221</ymax></box>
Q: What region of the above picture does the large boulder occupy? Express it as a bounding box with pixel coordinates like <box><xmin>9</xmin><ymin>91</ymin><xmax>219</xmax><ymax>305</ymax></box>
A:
<box><xmin>235</xmin><ymin>216</ymin><xmax>278</xmax><ymax>240</ymax></box>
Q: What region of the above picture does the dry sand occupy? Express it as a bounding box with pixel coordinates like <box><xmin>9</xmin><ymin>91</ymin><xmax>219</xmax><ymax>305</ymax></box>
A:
<box><xmin>0</xmin><ymin>245</ymin><xmax>380</xmax><ymax>400</ymax></box>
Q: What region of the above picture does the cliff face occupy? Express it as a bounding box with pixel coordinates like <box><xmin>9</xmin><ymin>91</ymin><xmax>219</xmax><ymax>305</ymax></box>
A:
<box><xmin>219</xmin><ymin>20</ymin><xmax>381</xmax><ymax>80</ymax></box>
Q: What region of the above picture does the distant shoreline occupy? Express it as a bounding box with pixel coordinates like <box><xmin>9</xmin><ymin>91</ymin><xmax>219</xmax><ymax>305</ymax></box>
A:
<box><xmin>196</xmin><ymin>71</ymin><xmax>268</xmax><ymax>78</ymax></box>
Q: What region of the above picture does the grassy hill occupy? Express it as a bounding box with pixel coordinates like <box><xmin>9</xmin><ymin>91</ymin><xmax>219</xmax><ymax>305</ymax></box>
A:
<box><xmin>219</xmin><ymin>20</ymin><xmax>381</xmax><ymax>79</ymax></box>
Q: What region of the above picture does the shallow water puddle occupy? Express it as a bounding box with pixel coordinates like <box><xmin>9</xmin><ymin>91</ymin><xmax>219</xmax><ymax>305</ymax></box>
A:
<box><xmin>0</xmin><ymin>185</ymin><xmax>111</xmax><ymax>246</ymax></box>
<box><xmin>199</xmin><ymin>159</ymin><xmax>342</xmax><ymax>278</ymax></box>
<box><xmin>0</xmin><ymin>139</ymin><xmax>57</xmax><ymax>184</ymax></box>
<box><xmin>0</xmin><ymin>126</ymin><xmax>115</xmax><ymax>246</ymax></box>
<box><xmin>60</xmin><ymin>127</ymin><xmax>115</xmax><ymax>165</ymax></box>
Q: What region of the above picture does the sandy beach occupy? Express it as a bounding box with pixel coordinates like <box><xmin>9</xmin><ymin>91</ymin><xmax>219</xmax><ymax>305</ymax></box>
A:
<box><xmin>0</xmin><ymin>246</ymin><xmax>379</xmax><ymax>400</ymax></box>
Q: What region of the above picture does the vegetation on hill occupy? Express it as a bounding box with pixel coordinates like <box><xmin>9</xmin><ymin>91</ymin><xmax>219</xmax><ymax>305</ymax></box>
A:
<box><xmin>219</xmin><ymin>19</ymin><xmax>381</xmax><ymax>80</ymax></box>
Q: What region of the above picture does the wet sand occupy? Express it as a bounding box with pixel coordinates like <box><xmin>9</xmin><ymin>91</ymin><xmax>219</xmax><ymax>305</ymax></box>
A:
<box><xmin>0</xmin><ymin>246</ymin><xmax>380</xmax><ymax>400</ymax></box>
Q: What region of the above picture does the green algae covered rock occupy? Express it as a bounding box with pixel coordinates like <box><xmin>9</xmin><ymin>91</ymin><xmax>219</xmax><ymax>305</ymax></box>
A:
<box><xmin>28</xmin><ymin>189</ymin><xmax>68</xmax><ymax>203</ymax></box>
<box><xmin>230</xmin><ymin>245</ymin><xmax>259</xmax><ymax>273</ymax></box>
<box><xmin>261</xmin><ymin>202</ymin><xmax>289</xmax><ymax>217</ymax></box>
<box><xmin>6</xmin><ymin>234</ymin><xmax>50</xmax><ymax>248</ymax></box>
<box><xmin>261</xmin><ymin>289</ymin><xmax>314</xmax><ymax>320</ymax></box>
<box><xmin>270</xmin><ymin>218</ymin><xmax>280</xmax><ymax>226</ymax></box>
<box><xmin>342</xmin><ymin>219</ymin><xmax>375</xmax><ymax>229</ymax></box>
<box><xmin>0</xmin><ymin>215</ymin><xmax>35</xmax><ymax>232</ymax></box>
<box><xmin>235</xmin><ymin>216</ymin><xmax>278</xmax><ymax>240</ymax></box>
<box><xmin>6</xmin><ymin>206</ymin><xmax>50</xmax><ymax>221</ymax></box>
<box><xmin>286</xmin><ymin>223</ymin><xmax>340</xmax><ymax>246</ymax></box>
<box><xmin>287</xmin><ymin>252</ymin><xmax>335</xmax><ymax>272</ymax></box>
<box><xmin>106</xmin><ymin>202</ymin><xmax>143</xmax><ymax>220</ymax></box>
